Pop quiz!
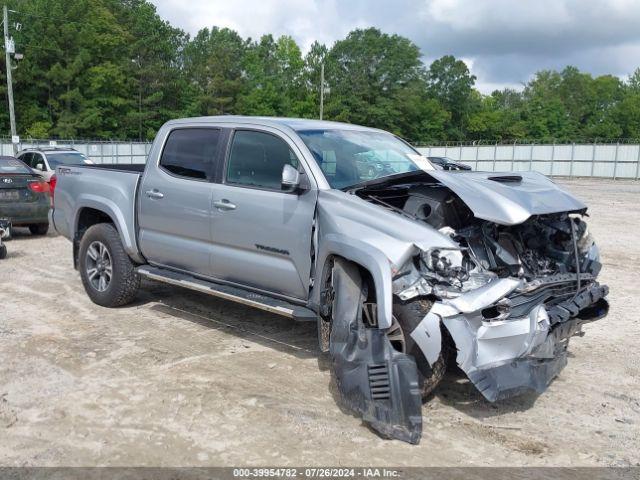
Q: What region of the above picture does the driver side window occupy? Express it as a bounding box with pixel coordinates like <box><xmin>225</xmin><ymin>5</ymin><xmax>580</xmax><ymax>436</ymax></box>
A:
<box><xmin>226</xmin><ymin>130</ymin><xmax>300</xmax><ymax>191</ymax></box>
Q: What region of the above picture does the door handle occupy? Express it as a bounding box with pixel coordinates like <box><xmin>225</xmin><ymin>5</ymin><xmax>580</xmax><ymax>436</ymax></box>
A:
<box><xmin>213</xmin><ymin>199</ymin><xmax>236</xmax><ymax>211</ymax></box>
<box><xmin>145</xmin><ymin>189</ymin><xmax>164</xmax><ymax>199</ymax></box>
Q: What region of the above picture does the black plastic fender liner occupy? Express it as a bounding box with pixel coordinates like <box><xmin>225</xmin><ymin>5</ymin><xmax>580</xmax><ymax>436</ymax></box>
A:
<box><xmin>328</xmin><ymin>259</ymin><xmax>423</xmax><ymax>444</ymax></box>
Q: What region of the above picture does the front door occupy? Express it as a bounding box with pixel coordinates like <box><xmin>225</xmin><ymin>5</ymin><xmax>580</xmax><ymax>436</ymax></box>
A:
<box><xmin>138</xmin><ymin>127</ymin><xmax>222</xmax><ymax>276</ymax></box>
<box><xmin>208</xmin><ymin>128</ymin><xmax>317</xmax><ymax>300</ymax></box>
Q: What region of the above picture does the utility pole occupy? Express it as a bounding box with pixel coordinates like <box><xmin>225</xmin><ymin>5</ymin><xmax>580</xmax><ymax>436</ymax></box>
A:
<box><xmin>132</xmin><ymin>56</ymin><xmax>142</xmax><ymax>141</ymax></box>
<box><xmin>319</xmin><ymin>62</ymin><xmax>324</xmax><ymax>121</ymax></box>
<box><xmin>3</xmin><ymin>5</ymin><xmax>18</xmax><ymax>154</ymax></box>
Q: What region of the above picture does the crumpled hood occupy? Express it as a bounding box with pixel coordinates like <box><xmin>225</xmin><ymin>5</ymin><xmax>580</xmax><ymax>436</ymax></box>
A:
<box><xmin>427</xmin><ymin>170</ymin><xmax>587</xmax><ymax>225</ymax></box>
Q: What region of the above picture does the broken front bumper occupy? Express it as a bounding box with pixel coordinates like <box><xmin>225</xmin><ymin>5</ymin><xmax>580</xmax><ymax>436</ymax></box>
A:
<box><xmin>410</xmin><ymin>277</ymin><xmax>609</xmax><ymax>402</ymax></box>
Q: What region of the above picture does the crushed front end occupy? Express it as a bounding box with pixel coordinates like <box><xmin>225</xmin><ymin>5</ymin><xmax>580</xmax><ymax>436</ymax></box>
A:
<box><xmin>356</xmin><ymin>176</ymin><xmax>609</xmax><ymax>401</ymax></box>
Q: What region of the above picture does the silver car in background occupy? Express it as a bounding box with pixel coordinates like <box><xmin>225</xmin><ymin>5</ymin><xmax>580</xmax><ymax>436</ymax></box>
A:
<box><xmin>16</xmin><ymin>147</ymin><xmax>92</xmax><ymax>182</ymax></box>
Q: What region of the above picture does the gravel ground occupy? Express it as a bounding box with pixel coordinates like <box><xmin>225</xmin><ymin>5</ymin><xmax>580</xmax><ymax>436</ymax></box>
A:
<box><xmin>0</xmin><ymin>178</ymin><xmax>638</xmax><ymax>467</ymax></box>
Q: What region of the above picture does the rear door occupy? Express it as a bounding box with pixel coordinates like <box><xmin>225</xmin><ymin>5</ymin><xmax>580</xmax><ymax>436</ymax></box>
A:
<box><xmin>207</xmin><ymin>127</ymin><xmax>318</xmax><ymax>300</ymax></box>
<box><xmin>138</xmin><ymin>127</ymin><xmax>224</xmax><ymax>276</ymax></box>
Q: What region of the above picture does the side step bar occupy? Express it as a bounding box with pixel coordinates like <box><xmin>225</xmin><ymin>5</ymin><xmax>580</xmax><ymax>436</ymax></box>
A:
<box><xmin>137</xmin><ymin>266</ymin><xmax>316</xmax><ymax>322</ymax></box>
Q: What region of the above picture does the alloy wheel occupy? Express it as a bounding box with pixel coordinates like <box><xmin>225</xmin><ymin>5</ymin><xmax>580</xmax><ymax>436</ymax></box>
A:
<box><xmin>85</xmin><ymin>241</ymin><xmax>113</xmax><ymax>292</ymax></box>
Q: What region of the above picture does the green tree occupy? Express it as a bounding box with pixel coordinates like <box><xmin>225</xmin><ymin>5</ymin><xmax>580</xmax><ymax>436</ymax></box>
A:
<box><xmin>323</xmin><ymin>28</ymin><xmax>432</xmax><ymax>138</ymax></box>
<box><xmin>1</xmin><ymin>1</ymin><xmax>638</xmax><ymax>144</ymax></box>
<box><xmin>614</xmin><ymin>70</ymin><xmax>640</xmax><ymax>139</ymax></box>
<box><xmin>237</xmin><ymin>34</ymin><xmax>307</xmax><ymax>116</ymax></box>
<box><xmin>628</xmin><ymin>68</ymin><xmax>640</xmax><ymax>93</ymax></box>
<box><xmin>581</xmin><ymin>74</ymin><xmax>624</xmax><ymax>139</ymax></box>
<box><xmin>121</xmin><ymin>0</ymin><xmax>191</xmax><ymax>139</ymax></box>
<box><xmin>520</xmin><ymin>70</ymin><xmax>572</xmax><ymax>141</ymax></box>
<box><xmin>183</xmin><ymin>27</ymin><xmax>248</xmax><ymax>117</ymax></box>
<box><xmin>425</xmin><ymin>55</ymin><xmax>477</xmax><ymax>138</ymax></box>
<box><xmin>301</xmin><ymin>41</ymin><xmax>328</xmax><ymax>118</ymax></box>
<box><xmin>4</xmin><ymin>0</ymin><xmax>189</xmax><ymax>139</ymax></box>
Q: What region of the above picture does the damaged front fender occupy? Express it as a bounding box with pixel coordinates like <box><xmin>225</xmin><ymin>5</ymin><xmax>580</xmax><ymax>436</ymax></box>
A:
<box><xmin>329</xmin><ymin>259</ymin><xmax>423</xmax><ymax>444</ymax></box>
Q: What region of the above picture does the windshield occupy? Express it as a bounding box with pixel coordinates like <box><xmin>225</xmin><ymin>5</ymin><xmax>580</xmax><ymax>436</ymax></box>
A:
<box><xmin>0</xmin><ymin>157</ymin><xmax>32</xmax><ymax>174</ymax></box>
<box><xmin>46</xmin><ymin>152</ymin><xmax>87</xmax><ymax>169</ymax></box>
<box><xmin>297</xmin><ymin>129</ymin><xmax>433</xmax><ymax>189</ymax></box>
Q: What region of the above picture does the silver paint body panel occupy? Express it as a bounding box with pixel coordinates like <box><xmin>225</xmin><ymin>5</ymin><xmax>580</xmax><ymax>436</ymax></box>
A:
<box><xmin>427</xmin><ymin>170</ymin><xmax>587</xmax><ymax>225</ymax></box>
<box><xmin>52</xmin><ymin>116</ymin><xmax>593</xmax><ymax>331</ymax></box>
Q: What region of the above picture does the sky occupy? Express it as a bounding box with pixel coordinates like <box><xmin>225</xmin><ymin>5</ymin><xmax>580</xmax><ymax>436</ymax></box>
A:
<box><xmin>150</xmin><ymin>0</ymin><xmax>640</xmax><ymax>94</ymax></box>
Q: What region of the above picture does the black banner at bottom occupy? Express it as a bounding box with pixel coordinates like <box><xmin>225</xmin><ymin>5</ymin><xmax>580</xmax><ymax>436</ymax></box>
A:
<box><xmin>0</xmin><ymin>468</ymin><xmax>637</xmax><ymax>480</ymax></box>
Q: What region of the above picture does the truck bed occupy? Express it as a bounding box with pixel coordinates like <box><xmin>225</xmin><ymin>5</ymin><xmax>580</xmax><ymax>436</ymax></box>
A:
<box><xmin>81</xmin><ymin>163</ymin><xmax>146</xmax><ymax>173</ymax></box>
<box><xmin>51</xmin><ymin>164</ymin><xmax>144</xmax><ymax>262</ymax></box>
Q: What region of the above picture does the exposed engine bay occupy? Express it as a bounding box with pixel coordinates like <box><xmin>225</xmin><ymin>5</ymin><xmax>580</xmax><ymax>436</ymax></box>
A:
<box><xmin>349</xmin><ymin>173</ymin><xmax>609</xmax><ymax>405</ymax></box>
<box><xmin>353</xmin><ymin>178</ymin><xmax>603</xmax><ymax>304</ymax></box>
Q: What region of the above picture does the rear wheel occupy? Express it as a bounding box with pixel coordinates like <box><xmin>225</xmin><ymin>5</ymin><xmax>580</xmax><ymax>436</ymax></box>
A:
<box><xmin>0</xmin><ymin>244</ymin><xmax>6</xmax><ymax>259</ymax></box>
<box><xmin>79</xmin><ymin>223</ymin><xmax>140</xmax><ymax>307</ymax></box>
<box><xmin>28</xmin><ymin>223</ymin><xmax>49</xmax><ymax>236</ymax></box>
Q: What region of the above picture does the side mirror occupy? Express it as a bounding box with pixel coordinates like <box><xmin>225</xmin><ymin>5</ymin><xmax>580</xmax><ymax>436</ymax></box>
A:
<box><xmin>35</xmin><ymin>163</ymin><xmax>44</xmax><ymax>171</ymax></box>
<box><xmin>281</xmin><ymin>164</ymin><xmax>302</xmax><ymax>192</ymax></box>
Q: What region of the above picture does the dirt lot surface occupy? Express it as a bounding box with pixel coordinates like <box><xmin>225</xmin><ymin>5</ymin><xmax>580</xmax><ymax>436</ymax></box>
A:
<box><xmin>0</xmin><ymin>178</ymin><xmax>638</xmax><ymax>467</ymax></box>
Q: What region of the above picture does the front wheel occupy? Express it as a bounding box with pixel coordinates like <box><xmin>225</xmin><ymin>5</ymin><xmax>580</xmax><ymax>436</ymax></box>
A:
<box><xmin>78</xmin><ymin>223</ymin><xmax>140</xmax><ymax>307</ymax></box>
<box><xmin>0</xmin><ymin>244</ymin><xmax>6</xmax><ymax>259</ymax></box>
<box><xmin>388</xmin><ymin>299</ymin><xmax>449</xmax><ymax>399</ymax></box>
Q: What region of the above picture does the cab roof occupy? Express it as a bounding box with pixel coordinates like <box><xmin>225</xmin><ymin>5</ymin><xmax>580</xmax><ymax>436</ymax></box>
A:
<box><xmin>18</xmin><ymin>147</ymin><xmax>81</xmax><ymax>153</ymax></box>
<box><xmin>165</xmin><ymin>116</ymin><xmax>383</xmax><ymax>133</ymax></box>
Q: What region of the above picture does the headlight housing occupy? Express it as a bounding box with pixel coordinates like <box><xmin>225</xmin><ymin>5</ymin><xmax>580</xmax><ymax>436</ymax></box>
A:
<box><xmin>418</xmin><ymin>247</ymin><xmax>497</xmax><ymax>297</ymax></box>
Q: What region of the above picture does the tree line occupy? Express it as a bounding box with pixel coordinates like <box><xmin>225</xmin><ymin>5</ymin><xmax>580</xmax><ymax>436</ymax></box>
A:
<box><xmin>1</xmin><ymin>0</ymin><xmax>639</xmax><ymax>143</ymax></box>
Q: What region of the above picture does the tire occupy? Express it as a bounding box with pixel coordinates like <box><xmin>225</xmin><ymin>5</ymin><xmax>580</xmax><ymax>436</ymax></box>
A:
<box><xmin>29</xmin><ymin>223</ymin><xmax>49</xmax><ymax>236</ymax></box>
<box><xmin>391</xmin><ymin>298</ymin><xmax>450</xmax><ymax>399</ymax></box>
<box><xmin>0</xmin><ymin>244</ymin><xmax>6</xmax><ymax>259</ymax></box>
<box><xmin>78</xmin><ymin>223</ymin><xmax>140</xmax><ymax>307</ymax></box>
<box><xmin>1</xmin><ymin>224</ymin><xmax>11</xmax><ymax>240</ymax></box>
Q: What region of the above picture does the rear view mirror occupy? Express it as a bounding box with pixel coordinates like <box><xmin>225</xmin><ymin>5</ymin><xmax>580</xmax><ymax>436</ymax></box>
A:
<box><xmin>36</xmin><ymin>163</ymin><xmax>44</xmax><ymax>171</ymax></box>
<box><xmin>281</xmin><ymin>164</ymin><xmax>301</xmax><ymax>192</ymax></box>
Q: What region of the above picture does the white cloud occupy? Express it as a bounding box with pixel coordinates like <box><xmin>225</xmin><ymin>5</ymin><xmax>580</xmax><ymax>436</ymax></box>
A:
<box><xmin>150</xmin><ymin>0</ymin><xmax>640</xmax><ymax>93</ymax></box>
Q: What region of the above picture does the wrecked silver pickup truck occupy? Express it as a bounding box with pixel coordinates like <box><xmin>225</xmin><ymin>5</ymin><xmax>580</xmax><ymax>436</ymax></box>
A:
<box><xmin>50</xmin><ymin>117</ymin><xmax>608</xmax><ymax>444</ymax></box>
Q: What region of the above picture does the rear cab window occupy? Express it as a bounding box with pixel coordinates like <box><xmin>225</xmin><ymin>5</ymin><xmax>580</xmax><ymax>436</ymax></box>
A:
<box><xmin>0</xmin><ymin>157</ymin><xmax>32</xmax><ymax>174</ymax></box>
<box><xmin>45</xmin><ymin>152</ymin><xmax>87</xmax><ymax>170</ymax></box>
<box><xmin>159</xmin><ymin>128</ymin><xmax>221</xmax><ymax>181</ymax></box>
<box><xmin>225</xmin><ymin>130</ymin><xmax>300</xmax><ymax>191</ymax></box>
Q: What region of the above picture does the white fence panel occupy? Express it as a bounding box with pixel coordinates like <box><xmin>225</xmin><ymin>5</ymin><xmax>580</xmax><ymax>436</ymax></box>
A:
<box><xmin>1</xmin><ymin>139</ymin><xmax>639</xmax><ymax>179</ymax></box>
<box><xmin>0</xmin><ymin>138</ymin><xmax>152</xmax><ymax>164</ymax></box>
<box><xmin>495</xmin><ymin>145</ymin><xmax>513</xmax><ymax>162</ymax></box>
<box><xmin>416</xmin><ymin>142</ymin><xmax>640</xmax><ymax>179</ymax></box>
